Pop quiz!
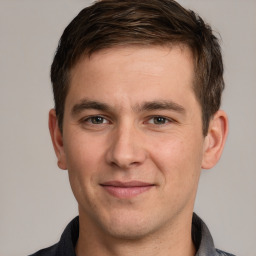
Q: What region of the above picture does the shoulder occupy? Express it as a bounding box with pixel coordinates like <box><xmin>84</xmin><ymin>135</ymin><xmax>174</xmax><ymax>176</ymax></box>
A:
<box><xmin>28</xmin><ymin>243</ymin><xmax>58</xmax><ymax>256</ymax></box>
<box><xmin>28</xmin><ymin>216</ymin><xmax>79</xmax><ymax>256</ymax></box>
<box><xmin>216</xmin><ymin>248</ymin><xmax>236</xmax><ymax>256</ymax></box>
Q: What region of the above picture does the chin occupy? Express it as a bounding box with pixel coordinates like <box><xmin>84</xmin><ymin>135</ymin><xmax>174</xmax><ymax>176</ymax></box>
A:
<box><xmin>100</xmin><ymin>212</ymin><xmax>162</xmax><ymax>240</ymax></box>
<box><xmin>106</xmin><ymin>224</ymin><xmax>152</xmax><ymax>240</ymax></box>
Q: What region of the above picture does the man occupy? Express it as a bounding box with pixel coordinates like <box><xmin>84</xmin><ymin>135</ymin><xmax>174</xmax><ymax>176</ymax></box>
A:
<box><xmin>30</xmin><ymin>0</ymin><xmax>234</xmax><ymax>255</ymax></box>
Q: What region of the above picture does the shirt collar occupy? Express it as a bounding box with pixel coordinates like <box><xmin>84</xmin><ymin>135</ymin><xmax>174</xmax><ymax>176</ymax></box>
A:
<box><xmin>192</xmin><ymin>213</ymin><xmax>218</xmax><ymax>256</ymax></box>
<box><xmin>56</xmin><ymin>213</ymin><xmax>218</xmax><ymax>256</ymax></box>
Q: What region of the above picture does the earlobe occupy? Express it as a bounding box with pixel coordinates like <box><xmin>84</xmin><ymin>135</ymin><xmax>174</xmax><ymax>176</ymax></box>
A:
<box><xmin>48</xmin><ymin>109</ymin><xmax>67</xmax><ymax>170</ymax></box>
<box><xmin>201</xmin><ymin>110</ymin><xmax>228</xmax><ymax>169</ymax></box>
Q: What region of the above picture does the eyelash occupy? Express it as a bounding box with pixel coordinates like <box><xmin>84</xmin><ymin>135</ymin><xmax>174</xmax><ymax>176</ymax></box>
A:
<box><xmin>80</xmin><ymin>115</ymin><xmax>174</xmax><ymax>126</ymax></box>
<box><xmin>81</xmin><ymin>115</ymin><xmax>110</xmax><ymax>125</ymax></box>
<box><xmin>146</xmin><ymin>116</ymin><xmax>172</xmax><ymax>125</ymax></box>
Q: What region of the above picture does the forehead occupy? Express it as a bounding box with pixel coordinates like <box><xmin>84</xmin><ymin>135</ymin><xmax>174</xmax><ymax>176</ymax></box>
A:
<box><xmin>67</xmin><ymin>45</ymin><xmax>197</xmax><ymax>110</ymax></box>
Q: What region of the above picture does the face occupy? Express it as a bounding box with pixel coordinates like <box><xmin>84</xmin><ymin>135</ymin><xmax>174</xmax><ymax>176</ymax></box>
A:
<box><xmin>51</xmin><ymin>46</ymin><xmax>215</xmax><ymax>239</ymax></box>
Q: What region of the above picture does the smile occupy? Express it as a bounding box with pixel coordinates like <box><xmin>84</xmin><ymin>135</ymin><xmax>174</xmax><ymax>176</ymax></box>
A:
<box><xmin>100</xmin><ymin>181</ymin><xmax>154</xmax><ymax>199</ymax></box>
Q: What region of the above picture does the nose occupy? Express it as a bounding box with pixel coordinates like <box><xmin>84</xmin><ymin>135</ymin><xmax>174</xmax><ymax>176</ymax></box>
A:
<box><xmin>106</xmin><ymin>124</ymin><xmax>147</xmax><ymax>169</ymax></box>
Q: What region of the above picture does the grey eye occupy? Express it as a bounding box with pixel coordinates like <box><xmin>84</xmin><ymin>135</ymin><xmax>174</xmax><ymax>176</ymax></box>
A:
<box><xmin>147</xmin><ymin>116</ymin><xmax>169</xmax><ymax>125</ymax></box>
<box><xmin>90</xmin><ymin>116</ymin><xmax>106</xmax><ymax>124</ymax></box>
<box><xmin>153</xmin><ymin>117</ymin><xmax>167</xmax><ymax>124</ymax></box>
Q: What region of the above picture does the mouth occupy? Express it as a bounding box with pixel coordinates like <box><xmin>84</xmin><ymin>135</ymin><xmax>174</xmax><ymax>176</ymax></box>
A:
<box><xmin>100</xmin><ymin>181</ymin><xmax>155</xmax><ymax>199</ymax></box>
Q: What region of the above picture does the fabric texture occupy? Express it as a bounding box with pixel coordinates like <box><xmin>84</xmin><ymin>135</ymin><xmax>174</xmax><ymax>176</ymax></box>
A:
<box><xmin>29</xmin><ymin>213</ymin><xmax>235</xmax><ymax>256</ymax></box>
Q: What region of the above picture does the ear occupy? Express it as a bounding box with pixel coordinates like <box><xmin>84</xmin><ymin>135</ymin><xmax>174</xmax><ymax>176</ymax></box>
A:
<box><xmin>48</xmin><ymin>109</ymin><xmax>67</xmax><ymax>170</ymax></box>
<box><xmin>201</xmin><ymin>110</ymin><xmax>228</xmax><ymax>169</ymax></box>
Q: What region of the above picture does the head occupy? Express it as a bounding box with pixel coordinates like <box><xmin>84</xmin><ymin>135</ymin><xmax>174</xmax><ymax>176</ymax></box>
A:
<box><xmin>51</xmin><ymin>0</ymin><xmax>224</xmax><ymax>137</ymax></box>
<box><xmin>48</xmin><ymin>0</ymin><xmax>228</xmax><ymax>247</ymax></box>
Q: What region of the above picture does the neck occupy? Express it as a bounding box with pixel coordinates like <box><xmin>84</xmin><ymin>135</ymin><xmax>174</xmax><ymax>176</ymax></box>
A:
<box><xmin>75</xmin><ymin>211</ymin><xmax>196</xmax><ymax>256</ymax></box>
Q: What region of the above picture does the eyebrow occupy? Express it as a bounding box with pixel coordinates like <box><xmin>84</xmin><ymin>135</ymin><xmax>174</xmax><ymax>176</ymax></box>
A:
<box><xmin>71</xmin><ymin>98</ymin><xmax>185</xmax><ymax>116</ymax></box>
<box><xmin>71</xmin><ymin>99</ymin><xmax>111</xmax><ymax>116</ymax></box>
<box><xmin>136</xmin><ymin>100</ymin><xmax>185</xmax><ymax>113</ymax></box>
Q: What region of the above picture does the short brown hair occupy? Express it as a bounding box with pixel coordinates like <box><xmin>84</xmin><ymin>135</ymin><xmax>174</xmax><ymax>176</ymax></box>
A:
<box><xmin>51</xmin><ymin>0</ymin><xmax>224</xmax><ymax>136</ymax></box>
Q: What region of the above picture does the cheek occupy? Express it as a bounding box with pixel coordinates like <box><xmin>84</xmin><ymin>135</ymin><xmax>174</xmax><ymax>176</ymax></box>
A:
<box><xmin>149</xmin><ymin>133</ymin><xmax>203</xmax><ymax>186</ymax></box>
<box><xmin>64</xmin><ymin>130</ymin><xmax>105</xmax><ymax>171</ymax></box>
<box><xmin>63</xmin><ymin>136</ymin><xmax>108</xmax><ymax>217</ymax></box>
<box><xmin>63</xmin><ymin>132</ymin><xmax>107</xmax><ymax>195</ymax></box>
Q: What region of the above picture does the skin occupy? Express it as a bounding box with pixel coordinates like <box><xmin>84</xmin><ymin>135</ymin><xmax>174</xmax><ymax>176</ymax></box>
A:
<box><xmin>49</xmin><ymin>45</ymin><xmax>228</xmax><ymax>256</ymax></box>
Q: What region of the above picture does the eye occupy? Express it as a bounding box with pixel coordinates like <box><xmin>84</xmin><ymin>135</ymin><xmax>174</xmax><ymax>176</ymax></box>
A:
<box><xmin>147</xmin><ymin>116</ymin><xmax>170</xmax><ymax>125</ymax></box>
<box><xmin>84</xmin><ymin>116</ymin><xmax>109</xmax><ymax>124</ymax></box>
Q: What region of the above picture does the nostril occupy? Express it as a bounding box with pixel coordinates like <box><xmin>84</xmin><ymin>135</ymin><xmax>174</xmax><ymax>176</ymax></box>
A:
<box><xmin>110</xmin><ymin>159</ymin><xmax>140</xmax><ymax>169</ymax></box>
<box><xmin>105</xmin><ymin>128</ymin><xmax>147</xmax><ymax>168</ymax></box>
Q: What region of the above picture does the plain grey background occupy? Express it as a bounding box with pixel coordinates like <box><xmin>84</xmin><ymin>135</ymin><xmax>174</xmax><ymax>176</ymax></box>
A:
<box><xmin>0</xmin><ymin>1</ymin><xmax>255</xmax><ymax>255</ymax></box>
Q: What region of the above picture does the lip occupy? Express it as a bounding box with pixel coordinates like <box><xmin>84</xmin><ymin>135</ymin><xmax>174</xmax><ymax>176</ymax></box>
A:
<box><xmin>100</xmin><ymin>180</ymin><xmax>154</xmax><ymax>198</ymax></box>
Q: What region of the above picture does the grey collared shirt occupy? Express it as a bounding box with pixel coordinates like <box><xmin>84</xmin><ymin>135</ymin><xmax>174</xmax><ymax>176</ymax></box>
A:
<box><xmin>29</xmin><ymin>213</ymin><xmax>236</xmax><ymax>256</ymax></box>
<box><xmin>192</xmin><ymin>213</ymin><xmax>235</xmax><ymax>256</ymax></box>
